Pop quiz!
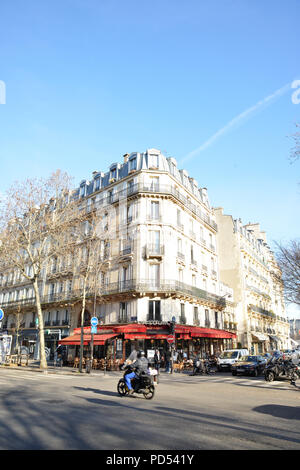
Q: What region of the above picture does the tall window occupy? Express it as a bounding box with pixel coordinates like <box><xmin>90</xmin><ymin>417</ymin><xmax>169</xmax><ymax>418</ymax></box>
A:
<box><xmin>149</xmin><ymin>154</ymin><xmax>159</xmax><ymax>168</ymax></box>
<box><xmin>193</xmin><ymin>306</ymin><xmax>199</xmax><ymax>325</ymax></box>
<box><xmin>95</xmin><ymin>177</ymin><xmax>100</xmax><ymax>191</ymax></box>
<box><xmin>150</xmin><ymin>176</ymin><xmax>159</xmax><ymax>191</ymax></box>
<box><xmin>119</xmin><ymin>302</ymin><xmax>128</xmax><ymax>322</ymax></box>
<box><xmin>148</xmin><ymin>300</ymin><xmax>161</xmax><ymax>321</ymax></box>
<box><xmin>215</xmin><ymin>311</ymin><xmax>219</xmax><ymax>329</ymax></box>
<box><xmin>149</xmin><ymin>264</ymin><xmax>160</xmax><ymax>287</ymax></box>
<box><xmin>150</xmin><ymin>230</ymin><xmax>160</xmax><ymax>253</ymax></box>
<box><xmin>180</xmin><ymin>304</ymin><xmax>186</xmax><ymax>324</ymax></box>
<box><xmin>129</xmin><ymin>157</ymin><xmax>137</xmax><ymax>171</ymax></box>
<box><xmin>150</xmin><ymin>201</ymin><xmax>159</xmax><ymax>220</ymax></box>
<box><xmin>205</xmin><ymin>309</ymin><xmax>210</xmax><ymax>327</ymax></box>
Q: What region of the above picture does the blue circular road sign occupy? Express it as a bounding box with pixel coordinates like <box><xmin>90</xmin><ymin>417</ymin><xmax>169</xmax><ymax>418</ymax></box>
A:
<box><xmin>0</xmin><ymin>309</ymin><xmax>4</xmax><ymax>321</ymax></box>
<box><xmin>91</xmin><ymin>317</ymin><xmax>98</xmax><ymax>327</ymax></box>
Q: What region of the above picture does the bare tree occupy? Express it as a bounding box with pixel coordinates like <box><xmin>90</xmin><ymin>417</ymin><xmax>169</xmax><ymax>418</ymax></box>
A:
<box><xmin>275</xmin><ymin>240</ymin><xmax>300</xmax><ymax>306</ymax></box>
<box><xmin>0</xmin><ymin>171</ymin><xmax>74</xmax><ymax>370</ymax></box>
<box><xmin>69</xmin><ymin>198</ymin><xmax>116</xmax><ymax>373</ymax></box>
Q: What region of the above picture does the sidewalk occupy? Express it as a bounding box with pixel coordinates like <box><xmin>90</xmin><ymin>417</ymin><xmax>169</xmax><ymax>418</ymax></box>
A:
<box><xmin>0</xmin><ymin>360</ymin><xmax>123</xmax><ymax>376</ymax></box>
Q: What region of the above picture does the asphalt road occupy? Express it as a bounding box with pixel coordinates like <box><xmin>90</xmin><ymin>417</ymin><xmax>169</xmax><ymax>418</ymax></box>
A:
<box><xmin>0</xmin><ymin>367</ymin><xmax>299</xmax><ymax>450</ymax></box>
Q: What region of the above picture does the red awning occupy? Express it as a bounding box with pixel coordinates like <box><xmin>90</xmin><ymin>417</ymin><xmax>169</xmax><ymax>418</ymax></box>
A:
<box><xmin>59</xmin><ymin>335</ymin><xmax>86</xmax><ymax>346</ymax></box>
<box><xmin>59</xmin><ymin>332</ymin><xmax>119</xmax><ymax>346</ymax></box>
<box><xmin>190</xmin><ymin>328</ymin><xmax>236</xmax><ymax>339</ymax></box>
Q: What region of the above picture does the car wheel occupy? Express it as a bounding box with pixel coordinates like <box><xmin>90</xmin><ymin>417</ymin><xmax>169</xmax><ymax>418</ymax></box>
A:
<box><xmin>232</xmin><ymin>371</ymin><xmax>237</xmax><ymax>376</ymax></box>
<box><xmin>265</xmin><ymin>371</ymin><xmax>275</xmax><ymax>382</ymax></box>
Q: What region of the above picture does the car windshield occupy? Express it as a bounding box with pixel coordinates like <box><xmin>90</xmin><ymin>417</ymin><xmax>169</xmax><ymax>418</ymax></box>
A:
<box><xmin>220</xmin><ymin>351</ymin><xmax>238</xmax><ymax>359</ymax></box>
<box><xmin>239</xmin><ymin>356</ymin><xmax>257</xmax><ymax>362</ymax></box>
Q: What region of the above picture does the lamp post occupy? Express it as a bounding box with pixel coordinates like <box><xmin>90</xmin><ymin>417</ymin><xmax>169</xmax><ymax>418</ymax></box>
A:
<box><xmin>170</xmin><ymin>316</ymin><xmax>176</xmax><ymax>374</ymax></box>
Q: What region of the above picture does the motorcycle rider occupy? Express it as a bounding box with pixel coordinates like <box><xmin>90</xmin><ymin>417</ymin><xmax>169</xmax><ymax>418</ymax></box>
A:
<box><xmin>124</xmin><ymin>350</ymin><xmax>149</xmax><ymax>395</ymax></box>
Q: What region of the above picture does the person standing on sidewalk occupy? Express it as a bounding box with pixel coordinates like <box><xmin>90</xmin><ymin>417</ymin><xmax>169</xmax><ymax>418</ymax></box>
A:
<box><xmin>165</xmin><ymin>348</ymin><xmax>171</xmax><ymax>373</ymax></box>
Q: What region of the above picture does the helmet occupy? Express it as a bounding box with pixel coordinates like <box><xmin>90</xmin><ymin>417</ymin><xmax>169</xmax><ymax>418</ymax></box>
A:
<box><xmin>137</xmin><ymin>350</ymin><xmax>145</xmax><ymax>358</ymax></box>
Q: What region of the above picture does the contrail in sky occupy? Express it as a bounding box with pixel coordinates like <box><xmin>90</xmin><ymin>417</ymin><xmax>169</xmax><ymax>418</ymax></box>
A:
<box><xmin>179</xmin><ymin>81</ymin><xmax>292</xmax><ymax>165</ymax></box>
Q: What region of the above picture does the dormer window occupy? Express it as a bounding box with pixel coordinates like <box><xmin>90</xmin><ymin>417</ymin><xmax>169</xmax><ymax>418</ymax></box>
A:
<box><xmin>80</xmin><ymin>185</ymin><xmax>85</xmax><ymax>198</ymax></box>
<box><xmin>149</xmin><ymin>154</ymin><xmax>159</xmax><ymax>169</ymax></box>
<box><xmin>94</xmin><ymin>177</ymin><xmax>100</xmax><ymax>191</ymax></box>
<box><xmin>129</xmin><ymin>157</ymin><xmax>137</xmax><ymax>172</ymax></box>
<box><xmin>110</xmin><ymin>168</ymin><xmax>117</xmax><ymax>180</ymax></box>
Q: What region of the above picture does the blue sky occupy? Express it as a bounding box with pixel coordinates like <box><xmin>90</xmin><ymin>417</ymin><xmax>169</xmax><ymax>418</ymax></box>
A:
<box><xmin>0</xmin><ymin>0</ymin><xmax>299</xmax><ymax>316</ymax></box>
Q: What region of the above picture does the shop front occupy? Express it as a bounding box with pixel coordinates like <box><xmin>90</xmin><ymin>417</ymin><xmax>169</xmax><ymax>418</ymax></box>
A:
<box><xmin>59</xmin><ymin>323</ymin><xmax>236</xmax><ymax>365</ymax></box>
<box><xmin>251</xmin><ymin>333</ymin><xmax>269</xmax><ymax>354</ymax></box>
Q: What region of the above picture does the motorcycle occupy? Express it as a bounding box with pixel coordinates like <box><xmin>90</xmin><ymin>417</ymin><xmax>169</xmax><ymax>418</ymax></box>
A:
<box><xmin>264</xmin><ymin>357</ymin><xmax>299</xmax><ymax>383</ymax></box>
<box><xmin>117</xmin><ymin>365</ymin><xmax>155</xmax><ymax>400</ymax></box>
<box><xmin>191</xmin><ymin>358</ymin><xmax>215</xmax><ymax>376</ymax></box>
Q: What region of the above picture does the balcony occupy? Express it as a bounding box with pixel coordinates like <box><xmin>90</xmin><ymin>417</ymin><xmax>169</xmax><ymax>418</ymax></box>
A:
<box><xmin>177</xmin><ymin>252</ymin><xmax>185</xmax><ymax>262</ymax></box>
<box><xmin>147</xmin><ymin>314</ymin><xmax>162</xmax><ymax>322</ymax></box>
<box><xmin>120</xmin><ymin>244</ymin><xmax>133</xmax><ymax>256</ymax></box>
<box><xmin>118</xmin><ymin>316</ymin><xmax>129</xmax><ymax>323</ymax></box>
<box><xmin>145</xmin><ymin>244</ymin><xmax>164</xmax><ymax>259</ymax></box>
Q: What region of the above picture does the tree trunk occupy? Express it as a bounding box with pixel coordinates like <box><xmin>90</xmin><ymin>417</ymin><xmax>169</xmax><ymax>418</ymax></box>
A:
<box><xmin>33</xmin><ymin>278</ymin><xmax>47</xmax><ymax>370</ymax></box>
<box><xmin>79</xmin><ymin>280</ymin><xmax>87</xmax><ymax>373</ymax></box>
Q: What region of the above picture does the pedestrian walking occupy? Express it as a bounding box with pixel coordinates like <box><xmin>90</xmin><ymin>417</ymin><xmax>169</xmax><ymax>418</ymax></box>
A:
<box><xmin>154</xmin><ymin>349</ymin><xmax>161</xmax><ymax>373</ymax></box>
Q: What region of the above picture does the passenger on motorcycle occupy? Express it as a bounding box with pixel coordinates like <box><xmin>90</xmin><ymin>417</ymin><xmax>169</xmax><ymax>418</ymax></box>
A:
<box><xmin>124</xmin><ymin>350</ymin><xmax>149</xmax><ymax>395</ymax></box>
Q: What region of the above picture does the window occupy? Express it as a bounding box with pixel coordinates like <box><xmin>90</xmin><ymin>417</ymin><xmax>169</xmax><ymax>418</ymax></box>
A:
<box><xmin>129</xmin><ymin>157</ymin><xmax>137</xmax><ymax>171</ymax></box>
<box><xmin>127</xmin><ymin>180</ymin><xmax>134</xmax><ymax>194</ymax></box>
<box><xmin>215</xmin><ymin>311</ymin><xmax>219</xmax><ymax>328</ymax></box>
<box><xmin>95</xmin><ymin>177</ymin><xmax>100</xmax><ymax>191</ymax></box>
<box><xmin>193</xmin><ymin>307</ymin><xmax>199</xmax><ymax>325</ymax></box>
<box><xmin>177</xmin><ymin>209</ymin><xmax>181</xmax><ymax>226</ymax></box>
<box><xmin>80</xmin><ymin>185</ymin><xmax>85</xmax><ymax>198</ymax></box>
<box><xmin>150</xmin><ymin>201</ymin><xmax>159</xmax><ymax>220</ymax></box>
<box><xmin>119</xmin><ymin>302</ymin><xmax>128</xmax><ymax>322</ymax></box>
<box><xmin>149</xmin><ymin>264</ymin><xmax>160</xmax><ymax>287</ymax></box>
<box><xmin>150</xmin><ymin>176</ymin><xmax>159</xmax><ymax>191</ymax></box>
<box><xmin>205</xmin><ymin>309</ymin><xmax>210</xmax><ymax>327</ymax></box>
<box><xmin>180</xmin><ymin>304</ymin><xmax>186</xmax><ymax>324</ymax></box>
<box><xmin>110</xmin><ymin>168</ymin><xmax>117</xmax><ymax>180</ymax></box>
<box><xmin>148</xmin><ymin>300</ymin><xmax>161</xmax><ymax>321</ymax></box>
<box><xmin>150</xmin><ymin>230</ymin><xmax>160</xmax><ymax>252</ymax></box>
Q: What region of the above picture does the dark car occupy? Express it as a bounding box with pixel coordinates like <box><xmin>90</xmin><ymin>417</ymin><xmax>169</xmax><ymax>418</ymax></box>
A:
<box><xmin>231</xmin><ymin>355</ymin><xmax>267</xmax><ymax>377</ymax></box>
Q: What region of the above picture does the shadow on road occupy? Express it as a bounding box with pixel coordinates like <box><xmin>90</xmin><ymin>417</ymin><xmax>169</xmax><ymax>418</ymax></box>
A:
<box><xmin>253</xmin><ymin>404</ymin><xmax>300</xmax><ymax>420</ymax></box>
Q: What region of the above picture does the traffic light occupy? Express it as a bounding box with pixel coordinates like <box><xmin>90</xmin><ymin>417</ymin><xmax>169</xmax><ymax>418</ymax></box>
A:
<box><xmin>170</xmin><ymin>317</ymin><xmax>176</xmax><ymax>335</ymax></box>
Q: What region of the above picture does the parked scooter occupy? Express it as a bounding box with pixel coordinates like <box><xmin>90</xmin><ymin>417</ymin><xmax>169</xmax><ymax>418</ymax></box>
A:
<box><xmin>117</xmin><ymin>365</ymin><xmax>155</xmax><ymax>400</ymax></box>
<box><xmin>264</xmin><ymin>356</ymin><xmax>299</xmax><ymax>383</ymax></box>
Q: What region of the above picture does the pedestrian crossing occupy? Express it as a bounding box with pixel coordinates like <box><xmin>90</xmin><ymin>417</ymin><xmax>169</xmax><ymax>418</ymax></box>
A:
<box><xmin>0</xmin><ymin>371</ymin><xmax>75</xmax><ymax>382</ymax></box>
<box><xmin>161</xmin><ymin>372</ymin><xmax>296</xmax><ymax>390</ymax></box>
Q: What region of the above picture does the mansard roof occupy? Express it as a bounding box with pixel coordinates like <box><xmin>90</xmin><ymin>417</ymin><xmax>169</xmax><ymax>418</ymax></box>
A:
<box><xmin>75</xmin><ymin>149</ymin><xmax>211</xmax><ymax>208</ymax></box>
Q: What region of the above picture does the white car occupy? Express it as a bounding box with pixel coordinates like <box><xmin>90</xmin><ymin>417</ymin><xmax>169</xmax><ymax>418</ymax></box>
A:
<box><xmin>217</xmin><ymin>349</ymin><xmax>249</xmax><ymax>371</ymax></box>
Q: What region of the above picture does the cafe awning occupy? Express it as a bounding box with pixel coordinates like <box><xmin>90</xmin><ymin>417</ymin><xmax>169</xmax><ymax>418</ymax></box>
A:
<box><xmin>190</xmin><ymin>327</ymin><xmax>236</xmax><ymax>339</ymax></box>
<box><xmin>252</xmin><ymin>332</ymin><xmax>269</xmax><ymax>342</ymax></box>
<box><xmin>59</xmin><ymin>332</ymin><xmax>119</xmax><ymax>346</ymax></box>
<box><xmin>269</xmin><ymin>335</ymin><xmax>280</xmax><ymax>343</ymax></box>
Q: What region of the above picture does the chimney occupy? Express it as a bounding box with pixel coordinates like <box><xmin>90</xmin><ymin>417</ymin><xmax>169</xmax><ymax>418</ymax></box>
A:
<box><xmin>123</xmin><ymin>153</ymin><xmax>129</xmax><ymax>163</ymax></box>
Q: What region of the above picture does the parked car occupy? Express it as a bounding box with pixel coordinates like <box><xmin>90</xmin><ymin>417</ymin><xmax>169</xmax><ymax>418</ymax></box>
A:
<box><xmin>217</xmin><ymin>349</ymin><xmax>249</xmax><ymax>371</ymax></box>
<box><xmin>231</xmin><ymin>355</ymin><xmax>267</xmax><ymax>377</ymax></box>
